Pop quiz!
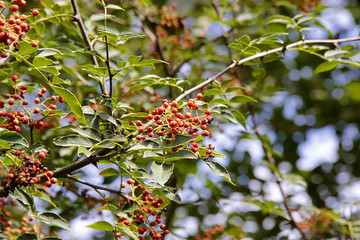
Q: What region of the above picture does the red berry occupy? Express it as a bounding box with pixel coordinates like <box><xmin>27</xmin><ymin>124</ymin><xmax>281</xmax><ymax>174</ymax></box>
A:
<box><xmin>147</xmin><ymin>114</ymin><xmax>153</xmax><ymax>120</ymax></box>
<box><xmin>127</xmin><ymin>178</ymin><xmax>134</xmax><ymax>184</ymax></box>
<box><xmin>196</xmin><ymin>93</ymin><xmax>203</xmax><ymax>100</ymax></box>
<box><xmin>203</xmin><ymin>130</ymin><xmax>210</xmax><ymax>136</ymax></box>
<box><xmin>33</xmin><ymin>108</ymin><xmax>40</xmax><ymax>114</ymax></box>
<box><xmin>11</xmin><ymin>75</ymin><xmax>18</xmax><ymax>82</ymax></box>
<box><xmin>46</xmin><ymin>171</ymin><xmax>54</xmax><ymax>178</ymax></box>
<box><xmin>136</xmin><ymin>120</ymin><xmax>142</xmax><ymax>126</ymax></box>
<box><xmin>138</xmin><ymin>127</ymin><xmax>144</xmax><ymax>133</ymax></box>
<box><xmin>41</xmin><ymin>88</ymin><xmax>47</xmax><ymax>93</ymax></box>
<box><xmin>123</xmin><ymin>219</ymin><xmax>129</xmax><ymax>225</ymax></box>
<box><xmin>115</xmin><ymin>232</ymin><xmax>121</xmax><ymax>238</ymax></box>
<box><xmin>45</xmin><ymin>181</ymin><xmax>52</xmax><ymax>188</ymax></box>
<box><xmin>157</xmin><ymin>131</ymin><xmax>164</xmax><ymax>136</ymax></box>
<box><xmin>38</xmin><ymin>151</ymin><xmax>46</xmax><ymax>159</ymax></box>
<box><xmin>22</xmin><ymin>100</ymin><xmax>29</xmax><ymax>105</ymax></box>
<box><xmin>50</xmin><ymin>177</ymin><xmax>57</xmax><ymax>184</ymax></box>
<box><xmin>37</xmin><ymin>92</ymin><xmax>43</xmax><ymax>97</ymax></box>
<box><xmin>18</xmin><ymin>0</ymin><xmax>26</xmax><ymax>7</ymax></box>
<box><xmin>205</xmin><ymin>109</ymin><xmax>211</xmax><ymax>115</ymax></box>
<box><xmin>185</xmin><ymin>112</ymin><xmax>191</xmax><ymax>118</ymax></box>
<box><xmin>34</xmin><ymin>98</ymin><xmax>40</xmax><ymax>104</ymax></box>
<box><xmin>31</xmin><ymin>41</ymin><xmax>39</xmax><ymax>48</ymax></box>
<box><xmin>50</xmin><ymin>104</ymin><xmax>57</xmax><ymax>110</ymax></box>
<box><xmin>11</xmin><ymin>5</ymin><xmax>19</xmax><ymax>12</ymax></box>
<box><xmin>51</xmin><ymin>96</ymin><xmax>56</xmax><ymax>101</ymax></box>
<box><xmin>59</xmin><ymin>97</ymin><xmax>64</xmax><ymax>103</ymax></box>
<box><xmin>32</xmin><ymin>10</ymin><xmax>39</xmax><ymax>16</ymax></box>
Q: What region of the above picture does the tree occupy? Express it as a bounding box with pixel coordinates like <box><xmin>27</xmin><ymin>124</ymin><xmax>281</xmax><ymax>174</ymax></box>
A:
<box><xmin>0</xmin><ymin>0</ymin><xmax>360</xmax><ymax>239</ymax></box>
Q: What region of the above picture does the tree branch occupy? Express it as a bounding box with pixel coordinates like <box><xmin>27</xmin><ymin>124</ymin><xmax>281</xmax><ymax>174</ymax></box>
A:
<box><xmin>175</xmin><ymin>36</ymin><xmax>360</xmax><ymax>101</ymax></box>
<box><xmin>66</xmin><ymin>175</ymin><xmax>131</xmax><ymax>200</ymax></box>
<box><xmin>70</xmin><ymin>0</ymin><xmax>105</xmax><ymax>95</ymax></box>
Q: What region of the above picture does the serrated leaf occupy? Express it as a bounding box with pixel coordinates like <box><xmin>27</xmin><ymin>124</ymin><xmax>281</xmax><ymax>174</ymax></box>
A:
<box><xmin>99</xmin><ymin>168</ymin><xmax>120</xmax><ymax>177</ymax></box>
<box><xmin>229</xmin><ymin>95</ymin><xmax>257</xmax><ymax>104</ymax></box>
<box><xmin>87</xmin><ymin>220</ymin><xmax>114</xmax><ymax>231</ymax></box>
<box><xmin>167</xmin><ymin>135</ymin><xmax>198</xmax><ymax>148</ymax></box>
<box><xmin>314</xmin><ymin>61</ymin><xmax>339</xmax><ymax>74</ymax></box>
<box><xmin>52</xmin><ymin>84</ymin><xmax>86</xmax><ymax>124</ymax></box>
<box><xmin>205</xmin><ymin>161</ymin><xmax>235</xmax><ymax>185</ymax></box>
<box><xmin>167</xmin><ymin>150</ymin><xmax>197</xmax><ymax>161</ymax></box>
<box><xmin>54</xmin><ymin>135</ymin><xmax>92</xmax><ymax>148</ymax></box>
<box><xmin>38</xmin><ymin>212</ymin><xmax>72</xmax><ymax>232</ymax></box>
<box><xmin>151</xmin><ymin>161</ymin><xmax>174</xmax><ymax>185</ymax></box>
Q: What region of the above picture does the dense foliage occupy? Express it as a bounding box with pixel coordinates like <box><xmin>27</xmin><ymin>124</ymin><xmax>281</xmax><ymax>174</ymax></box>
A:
<box><xmin>0</xmin><ymin>0</ymin><xmax>360</xmax><ymax>239</ymax></box>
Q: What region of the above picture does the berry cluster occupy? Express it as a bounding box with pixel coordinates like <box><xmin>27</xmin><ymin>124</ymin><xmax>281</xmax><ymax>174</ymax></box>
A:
<box><xmin>195</xmin><ymin>225</ymin><xmax>227</xmax><ymax>240</ymax></box>
<box><xmin>117</xmin><ymin>179</ymin><xmax>169</xmax><ymax>240</ymax></box>
<box><xmin>1</xmin><ymin>150</ymin><xmax>56</xmax><ymax>190</ymax></box>
<box><xmin>0</xmin><ymin>0</ymin><xmax>40</xmax><ymax>58</ymax></box>
<box><xmin>0</xmin><ymin>78</ymin><xmax>63</xmax><ymax>132</ymax></box>
<box><xmin>1</xmin><ymin>213</ymin><xmax>39</xmax><ymax>240</ymax></box>
<box><xmin>135</xmin><ymin>96</ymin><xmax>215</xmax><ymax>160</ymax></box>
<box><xmin>295</xmin><ymin>0</ymin><xmax>322</xmax><ymax>12</ymax></box>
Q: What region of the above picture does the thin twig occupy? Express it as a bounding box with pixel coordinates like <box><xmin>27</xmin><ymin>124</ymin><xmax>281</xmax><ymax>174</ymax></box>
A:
<box><xmin>105</xmin><ymin>35</ymin><xmax>113</xmax><ymax>98</ymax></box>
<box><xmin>66</xmin><ymin>175</ymin><xmax>131</xmax><ymax>200</ymax></box>
<box><xmin>248</xmin><ymin>103</ymin><xmax>309</xmax><ymax>240</ymax></box>
<box><xmin>70</xmin><ymin>0</ymin><xmax>104</xmax><ymax>95</ymax></box>
<box><xmin>175</xmin><ymin>36</ymin><xmax>360</xmax><ymax>101</ymax></box>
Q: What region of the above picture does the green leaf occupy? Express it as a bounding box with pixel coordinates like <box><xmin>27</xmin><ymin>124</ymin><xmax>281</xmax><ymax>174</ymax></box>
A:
<box><xmin>213</xmin><ymin>111</ymin><xmax>238</xmax><ymax>123</ymax></box>
<box><xmin>16</xmin><ymin>234</ymin><xmax>37</xmax><ymax>240</ymax></box>
<box><xmin>38</xmin><ymin>212</ymin><xmax>73</xmax><ymax>232</ymax></box>
<box><xmin>314</xmin><ymin>61</ymin><xmax>339</xmax><ymax>74</ymax></box>
<box><xmin>52</xmin><ymin>84</ymin><xmax>86</xmax><ymax>124</ymax></box>
<box><xmin>33</xmin><ymin>57</ymin><xmax>56</xmax><ymax>67</ymax></box>
<box><xmin>96</xmin><ymin>204</ymin><xmax>118</xmax><ymax>211</ymax></box>
<box><xmin>203</xmin><ymin>88</ymin><xmax>223</xmax><ymax>97</ymax></box>
<box><xmin>18</xmin><ymin>42</ymin><xmax>38</xmax><ymax>56</ymax></box>
<box><xmin>106</xmin><ymin>4</ymin><xmax>124</xmax><ymax>10</ymax></box>
<box><xmin>69</xmin><ymin>126</ymin><xmax>101</xmax><ymax>141</ymax></box>
<box><xmin>167</xmin><ymin>150</ymin><xmax>197</xmax><ymax>161</ymax></box>
<box><xmin>92</xmin><ymin>140</ymin><xmax>116</xmax><ymax>149</ymax></box>
<box><xmin>143</xmin><ymin>151</ymin><xmax>163</xmax><ymax>160</ymax></box>
<box><xmin>229</xmin><ymin>95</ymin><xmax>257</xmax><ymax>104</ymax></box>
<box><xmin>205</xmin><ymin>161</ymin><xmax>235</xmax><ymax>185</ymax></box>
<box><xmin>117</xmin><ymin>224</ymin><xmax>139</xmax><ymax>240</ymax></box>
<box><xmin>0</xmin><ymin>129</ymin><xmax>29</xmax><ymax>147</ymax></box>
<box><xmin>38</xmin><ymin>66</ymin><xmax>59</xmax><ymax>76</ymax></box>
<box><xmin>128</xmin><ymin>55</ymin><xmax>142</xmax><ymax>65</ymax></box>
<box><xmin>87</xmin><ymin>220</ymin><xmax>114</xmax><ymax>231</ymax></box>
<box><xmin>231</xmin><ymin>111</ymin><xmax>247</xmax><ymax>130</ymax></box>
<box><xmin>167</xmin><ymin>135</ymin><xmax>198</xmax><ymax>148</ymax></box>
<box><xmin>99</xmin><ymin>112</ymin><xmax>117</xmax><ymax>125</ymax></box>
<box><xmin>99</xmin><ymin>168</ymin><xmax>120</xmax><ymax>177</ymax></box>
<box><xmin>34</xmin><ymin>188</ymin><xmax>57</xmax><ymax>208</ymax></box>
<box><xmin>128</xmin><ymin>140</ymin><xmax>160</xmax><ymax>151</ymax></box>
<box><xmin>44</xmin><ymin>237</ymin><xmax>64</xmax><ymax>240</ymax></box>
<box><xmin>151</xmin><ymin>161</ymin><xmax>174</xmax><ymax>185</ymax></box>
<box><xmin>54</xmin><ymin>135</ymin><xmax>92</xmax><ymax>148</ymax></box>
